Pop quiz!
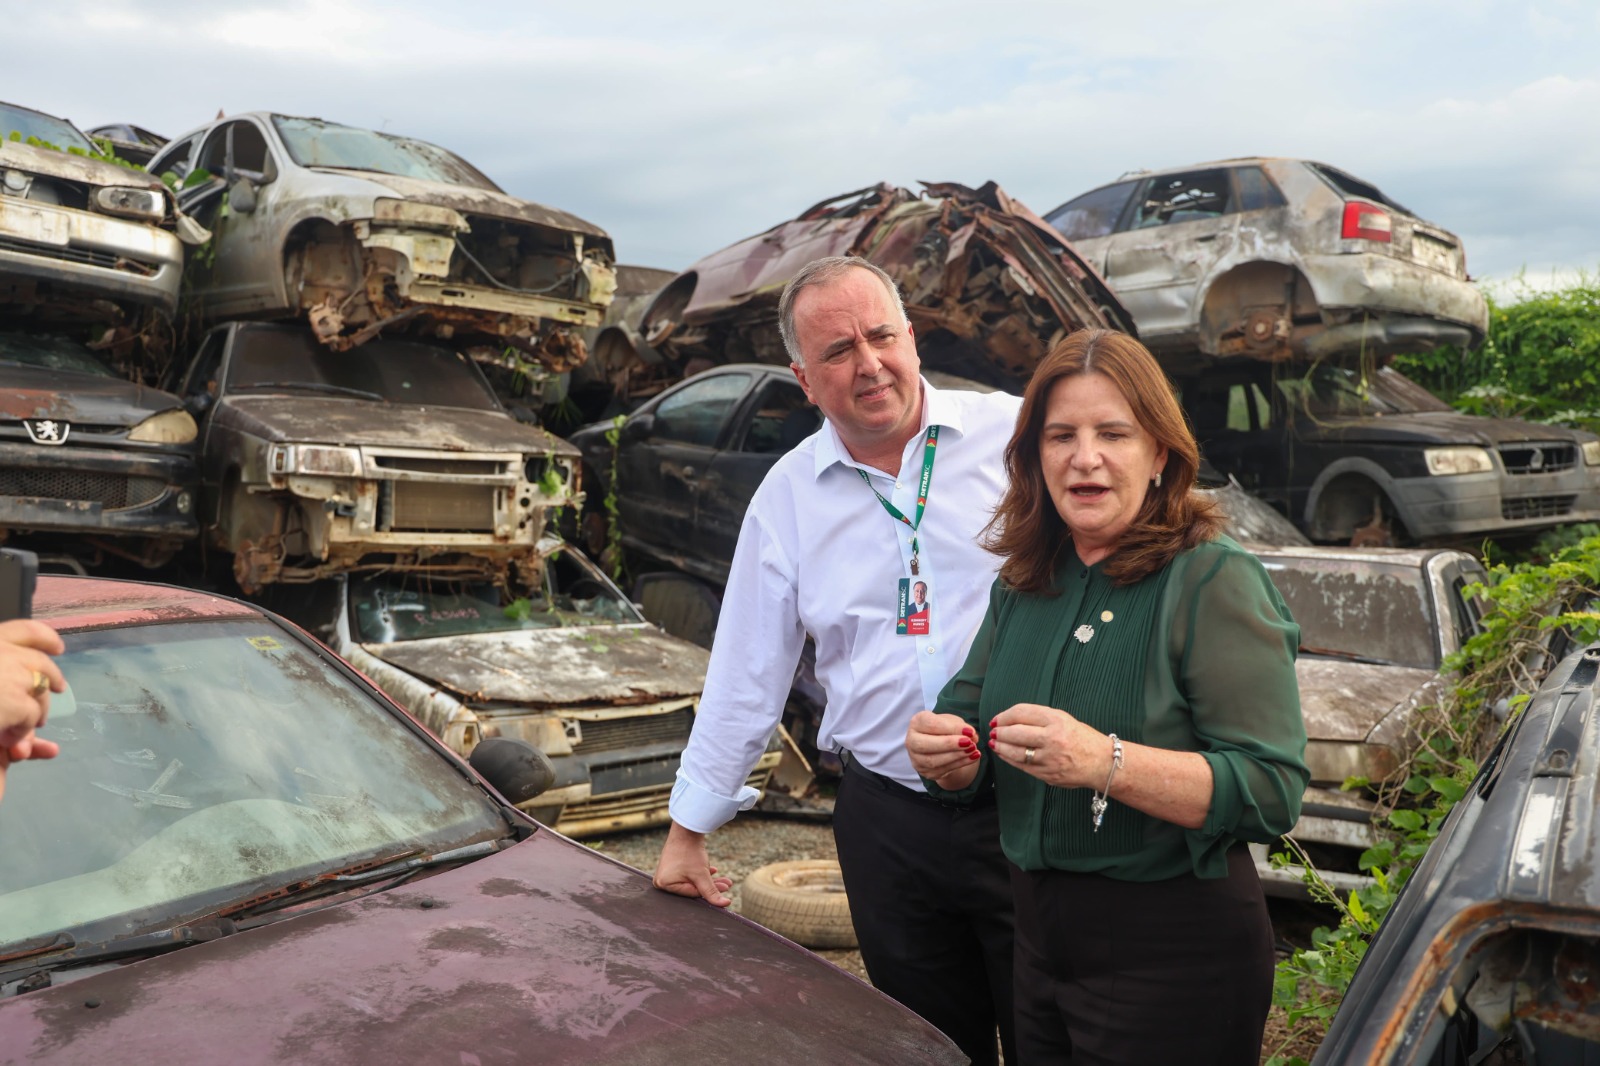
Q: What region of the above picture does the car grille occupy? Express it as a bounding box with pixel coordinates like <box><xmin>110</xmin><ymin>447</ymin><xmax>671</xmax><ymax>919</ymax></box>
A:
<box><xmin>380</xmin><ymin>481</ymin><xmax>495</xmax><ymax>532</ymax></box>
<box><xmin>1502</xmin><ymin>494</ymin><xmax>1575</xmax><ymax>521</ymax></box>
<box><xmin>1499</xmin><ymin>443</ymin><xmax>1577</xmax><ymax>475</ymax></box>
<box><xmin>0</xmin><ymin>469</ymin><xmax>164</xmax><ymax>509</ymax></box>
<box><xmin>0</xmin><ymin>235</ymin><xmax>158</xmax><ymax>276</ymax></box>
<box><xmin>574</xmin><ymin>709</ymin><xmax>693</xmax><ymax>755</ymax></box>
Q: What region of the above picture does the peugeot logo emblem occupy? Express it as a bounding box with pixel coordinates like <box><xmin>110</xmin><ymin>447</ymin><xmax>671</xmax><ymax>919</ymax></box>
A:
<box><xmin>1527</xmin><ymin>448</ymin><xmax>1544</xmax><ymax>471</ymax></box>
<box><xmin>23</xmin><ymin>419</ymin><xmax>70</xmax><ymax>445</ymax></box>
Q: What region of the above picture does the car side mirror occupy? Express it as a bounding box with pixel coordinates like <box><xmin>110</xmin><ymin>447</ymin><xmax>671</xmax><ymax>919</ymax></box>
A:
<box><xmin>229</xmin><ymin>177</ymin><xmax>258</xmax><ymax>215</ymax></box>
<box><xmin>468</xmin><ymin>737</ymin><xmax>556</xmax><ymax>805</ymax></box>
<box><xmin>622</xmin><ymin>413</ymin><xmax>655</xmax><ymax>442</ymax></box>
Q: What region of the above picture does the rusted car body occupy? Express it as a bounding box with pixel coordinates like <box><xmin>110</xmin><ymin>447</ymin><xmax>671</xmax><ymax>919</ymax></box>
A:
<box><xmin>0</xmin><ymin>331</ymin><xmax>197</xmax><ymax>565</ymax></box>
<box><xmin>277</xmin><ymin>544</ymin><xmax>782</xmax><ymax>838</ymax></box>
<box><xmin>146</xmin><ymin>112</ymin><xmax>616</xmax><ymax>370</ymax></box>
<box><xmin>1315</xmin><ymin>644</ymin><xmax>1600</xmax><ymax>1064</ymax></box>
<box><xmin>1249</xmin><ymin>545</ymin><xmax>1488</xmax><ymax>896</ymax></box>
<box><xmin>1183</xmin><ymin>363</ymin><xmax>1600</xmax><ymax>544</ymax></box>
<box><xmin>171</xmin><ymin>321</ymin><xmax>579</xmax><ymax>590</ymax></box>
<box><xmin>0</xmin><ymin>102</ymin><xmax>201</xmax><ymax>327</ymax></box>
<box><xmin>0</xmin><ymin>575</ymin><xmax>964</xmax><ymax>1066</ymax></box>
<box><xmin>619</xmin><ymin>180</ymin><xmax>1129</xmax><ymax>395</ymax></box>
<box><xmin>1045</xmin><ymin>158</ymin><xmax>1488</xmax><ymax>365</ymax></box>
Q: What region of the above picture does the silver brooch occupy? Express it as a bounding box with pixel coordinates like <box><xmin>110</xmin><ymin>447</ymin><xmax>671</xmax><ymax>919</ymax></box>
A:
<box><xmin>1074</xmin><ymin>624</ymin><xmax>1094</xmax><ymax>644</ymax></box>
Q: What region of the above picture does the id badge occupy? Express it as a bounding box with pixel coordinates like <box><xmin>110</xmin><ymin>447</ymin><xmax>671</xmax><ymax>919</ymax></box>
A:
<box><xmin>897</xmin><ymin>577</ymin><xmax>932</xmax><ymax>636</ymax></box>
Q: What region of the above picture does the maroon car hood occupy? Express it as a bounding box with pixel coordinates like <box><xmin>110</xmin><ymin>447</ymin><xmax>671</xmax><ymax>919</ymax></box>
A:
<box><xmin>0</xmin><ymin>831</ymin><xmax>961</xmax><ymax>1066</ymax></box>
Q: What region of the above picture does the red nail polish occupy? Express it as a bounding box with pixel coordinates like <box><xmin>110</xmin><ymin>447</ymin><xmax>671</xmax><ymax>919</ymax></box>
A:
<box><xmin>958</xmin><ymin>737</ymin><xmax>973</xmax><ymax>749</ymax></box>
<box><xmin>969</xmin><ymin>751</ymin><xmax>980</xmax><ymax>761</ymax></box>
<box><xmin>963</xmin><ymin>727</ymin><xmax>977</xmax><ymax>739</ymax></box>
<box><xmin>987</xmin><ymin>739</ymin><xmax>995</xmax><ymax>749</ymax></box>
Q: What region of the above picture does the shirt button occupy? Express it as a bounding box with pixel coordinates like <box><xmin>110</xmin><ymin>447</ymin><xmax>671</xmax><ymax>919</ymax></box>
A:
<box><xmin>895</xmin><ymin>482</ymin><xmax>904</xmax><ymax>489</ymax></box>
<box><xmin>925</xmin><ymin>645</ymin><xmax>937</xmax><ymax>655</ymax></box>
<box><xmin>1080</xmin><ymin>570</ymin><xmax>1088</xmax><ymax>579</ymax></box>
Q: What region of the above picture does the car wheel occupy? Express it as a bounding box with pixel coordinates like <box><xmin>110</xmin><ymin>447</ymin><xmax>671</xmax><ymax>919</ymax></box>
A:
<box><xmin>739</xmin><ymin>859</ymin><xmax>857</xmax><ymax>949</ymax></box>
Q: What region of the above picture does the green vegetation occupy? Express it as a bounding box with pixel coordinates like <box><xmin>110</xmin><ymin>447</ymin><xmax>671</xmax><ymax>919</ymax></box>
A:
<box><xmin>1265</xmin><ymin>534</ymin><xmax>1600</xmax><ymax>1064</ymax></box>
<box><xmin>5</xmin><ymin>130</ymin><xmax>145</xmax><ymax>173</ymax></box>
<box><xmin>1394</xmin><ymin>276</ymin><xmax>1600</xmax><ymax>433</ymax></box>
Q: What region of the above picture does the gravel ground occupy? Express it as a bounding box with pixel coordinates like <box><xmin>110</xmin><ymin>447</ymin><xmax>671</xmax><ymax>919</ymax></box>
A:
<box><xmin>584</xmin><ymin>814</ymin><xmax>868</xmax><ymax>979</ymax></box>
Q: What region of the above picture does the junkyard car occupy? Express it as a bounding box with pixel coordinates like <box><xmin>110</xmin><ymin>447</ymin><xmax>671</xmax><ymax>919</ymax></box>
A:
<box><xmin>171</xmin><ymin>321</ymin><xmax>580</xmax><ymax>590</ymax></box>
<box><xmin>0</xmin><ymin>330</ymin><xmax>197</xmax><ymax>565</ymax></box>
<box><xmin>147</xmin><ymin>112</ymin><xmax>617</xmax><ymax>369</ymax></box>
<box><xmin>84</xmin><ymin>123</ymin><xmax>167</xmax><ymax>167</ymax></box>
<box><xmin>1314</xmin><ymin>643</ymin><xmax>1600</xmax><ymax>1064</ymax></box>
<box><xmin>1044</xmin><ymin>158</ymin><xmax>1489</xmax><ymax>362</ymax></box>
<box><xmin>1182</xmin><ymin>362</ymin><xmax>1600</xmax><ymax>544</ymax></box>
<box><xmin>623</xmin><ymin>180</ymin><xmax>1130</xmax><ymax>397</ymax></box>
<box><xmin>0</xmin><ymin>101</ymin><xmax>198</xmax><ymax>324</ymax></box>
<box><xmin>1250</xmin><ymin>545</ymin><xmax>1488</xmax><ymax>896</ymax></box>
<box><xmin>274</xmin><ymin>540</ymin><xmax>782</xmax><ymax>837</ymax></box>
<box><xmin>0</xmin><ymin>575</ymin><xmax>965</xmax><ymax>1066</ymax></box>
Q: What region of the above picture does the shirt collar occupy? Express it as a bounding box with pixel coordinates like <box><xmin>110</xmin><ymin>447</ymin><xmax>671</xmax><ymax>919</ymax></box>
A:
<box><xmin>812</xmin><ymin>376</ymin><xmax>967</xmax><ymax>480</ymax></box>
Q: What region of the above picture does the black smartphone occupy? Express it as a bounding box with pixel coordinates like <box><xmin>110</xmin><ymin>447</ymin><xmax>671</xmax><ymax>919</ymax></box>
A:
<box><xmin>0</xmin><ymin>548</ymin><xmax>38</xmax><ymax>622</ymax></box>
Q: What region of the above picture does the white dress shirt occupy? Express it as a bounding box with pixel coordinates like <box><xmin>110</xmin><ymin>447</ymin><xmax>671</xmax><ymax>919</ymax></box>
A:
<box><xmin>670</xmin><ymin>379</ymin><xmax>1023</xmax><ymax>834</ymax></box>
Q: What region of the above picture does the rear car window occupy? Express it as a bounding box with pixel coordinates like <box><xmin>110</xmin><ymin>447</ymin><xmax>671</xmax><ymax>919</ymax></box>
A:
<box><xmin>1306</xmin><ymin>162</ymin><xmax>1414</xmax><ymax>216</ymax></box>
<box><xmin>1044</xmin><ymin>180</ymin><xmax>1139</xmax><ymax>240</ymax></box>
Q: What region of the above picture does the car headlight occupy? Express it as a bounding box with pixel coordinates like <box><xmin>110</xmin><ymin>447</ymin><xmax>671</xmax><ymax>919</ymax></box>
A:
<box><xmin>1583</xmin><ymin>441</ymin><xmax>1600</xmax><ymax>466</ymax></box>
<box><xmin>268</xmin><ymin>444</ymin><xmax>362</xmax><ymax>477</ymax></box>
<box><xmin>1424</xmin><ymin>446</ymin><xmax>1494</xmax><ymax>476</ymax></box>
<box><xmin>126</xmin><ymin>408</ymin><xmax>197</xmax><ymax>444</ymax></box>
<box><xmin>92</xmin><ymin>185</ymin><xmax>165</xmax><ymax>223</ymax></box>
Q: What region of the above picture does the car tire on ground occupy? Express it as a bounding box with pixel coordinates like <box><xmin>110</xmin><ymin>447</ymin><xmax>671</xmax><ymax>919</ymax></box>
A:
<box><xmin>739</xmin><ymin>859</ymin><xmax>857</xmax><ymax>949</ymax></box>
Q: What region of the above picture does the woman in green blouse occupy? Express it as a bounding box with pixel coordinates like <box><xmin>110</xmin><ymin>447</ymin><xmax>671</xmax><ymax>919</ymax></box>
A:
<box><xmin>905</xmin><ymin>329</ymin><xmax>1308</xmax><ymax>1065</ymax></box>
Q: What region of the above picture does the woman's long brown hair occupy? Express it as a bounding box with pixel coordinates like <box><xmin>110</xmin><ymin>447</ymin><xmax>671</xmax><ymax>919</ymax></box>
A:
<box><xmin>984</xmin><ymin>329</ymin><xmax>1224</xmax><ymax>591</ymax></box>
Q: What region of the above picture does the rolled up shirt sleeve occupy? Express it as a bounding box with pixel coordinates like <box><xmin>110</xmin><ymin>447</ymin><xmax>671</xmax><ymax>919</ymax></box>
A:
<box><xmin>670</xmin><ymin>505</ymin><xmax>807</xmax><ymax>835</ymax></box>
<box><xmin>1176</xmin><ymin>548</ymin><xmax>1309</xmax><ymax>860</ymax></box>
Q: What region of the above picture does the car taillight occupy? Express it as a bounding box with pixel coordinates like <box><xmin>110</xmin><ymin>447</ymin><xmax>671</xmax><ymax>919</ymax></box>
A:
<box><xmin>1342</xmin><ymin>201</ymin><xmax>1392</xmax><ymax>242</ymax></box>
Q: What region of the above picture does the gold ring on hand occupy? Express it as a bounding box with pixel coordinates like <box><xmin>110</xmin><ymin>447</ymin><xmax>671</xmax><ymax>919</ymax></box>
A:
<box><xmin>1024</xmin><ymin>747</ymin><xmax>1035</xmax><ymax>765</ymax></box>
<box><xmin>28</xmin><ymin>670</ymin><xmax>49</xmax><ymax>697</ymax></box>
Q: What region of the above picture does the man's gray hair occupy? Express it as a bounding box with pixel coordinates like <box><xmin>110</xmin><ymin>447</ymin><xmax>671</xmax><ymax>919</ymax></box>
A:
<box><xmin>777</xmin><ymin>256</ymin><xmax>909</xmax><ymax>366</ymax></box>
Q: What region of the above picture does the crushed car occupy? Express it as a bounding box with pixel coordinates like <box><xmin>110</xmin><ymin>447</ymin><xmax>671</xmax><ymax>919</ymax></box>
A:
<box><xmin>272</xmin><ymin>540</ymin><xmax>783</xmax><ymax>838</ymax></box>
<box><xmin>1181</xmin><ymin>362</ymin><xmax>1600</xmax><ymax>544</ymax></box>
<box><xmin>147</xmin><ymin>112</ymin><xmax>617</xmax><ymax>370</ymax></box>
<box><xmin>84</xmin><ymin>123</ymin><xmax>167</xmax><ymax>168</ymax></box>
<box><xmin>1248</xmin><ymin>544</ymin><xmax>1488</xmax><ymax>896</ymax></box>
<box><xmin>1044</xmin><ymin>158</ymin><xmax>1489</xmax><ymax>365</ymax></box>
<box><xmin>609</xmin><ymin>180</ymin><xmax>1130</xmax><ymax>398</ymax></box>
<box><xmin>0</xmin><ymin>574</ymin><xmax>964</xmax><ymax>1066</ymax></box>
<box><xmin>169</xmin><ymin>321</ymin><xmax>580</xmax><ymax>591</ymax></box>
<box><xmin>1314</xmin><ymin>644</ymin><xmax>1600</xmax><ymax>1065</ymax></box>
<box><xmin>0</xmin><ymin>101</ymin><xmax>206</xmax><ymax>360</ymax></box>
<box><xmin>0</xmin><ymin>329</ymin><xmax>197</xmax><ymax>566</ymax></box>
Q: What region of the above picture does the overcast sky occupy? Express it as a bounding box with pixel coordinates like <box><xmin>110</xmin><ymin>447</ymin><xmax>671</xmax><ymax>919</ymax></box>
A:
<box><xmin>11</xmin><ymin>0</ymin><xmax>1600</xmax><ymax>291</ymax></box>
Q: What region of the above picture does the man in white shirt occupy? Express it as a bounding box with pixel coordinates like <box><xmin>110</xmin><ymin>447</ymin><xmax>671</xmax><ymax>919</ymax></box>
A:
<box><xmin>652</xmin><ymin>256</ymin><xmax>1020</xmax><ymax>1065</ymax></box>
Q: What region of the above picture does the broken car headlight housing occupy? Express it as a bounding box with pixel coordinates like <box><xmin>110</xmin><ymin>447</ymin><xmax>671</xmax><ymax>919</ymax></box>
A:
<box><xmin>92</xmin><ymin>185</ymin><xmax>165</xmax><ymax>223</ymax></box>
<box><xmin>127</xmin><ymin>408</ymin><xmax>198</xmax><ymax>444</ymax></box>
<box><xmin>1583</xmin><ymin>441</ymin><xmax>1600</xmax><ymax>466</ymax></box>
<box><xmin>1423</xmin><ymin>446</ymin><xmax>1494</xmax><ymax>477</ymax></box>
<box><xmin>268</xmin><ymin>444</ymin><xmax>362</xmax><ymax>477</ymax></box>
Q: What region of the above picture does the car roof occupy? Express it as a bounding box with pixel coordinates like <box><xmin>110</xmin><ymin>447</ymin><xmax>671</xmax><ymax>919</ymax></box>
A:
<box><xmin>35</xmin><ymin>575</ymin><xmax>260</xmax><ymax>633</ymax></box>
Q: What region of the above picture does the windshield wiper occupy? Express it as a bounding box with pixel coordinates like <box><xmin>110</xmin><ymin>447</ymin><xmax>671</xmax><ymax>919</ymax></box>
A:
<box><xmin>0</xmin><ymin>920</ymin><xmax>236</xmax><ymax>988</ymax></box>
<box><xmin>1299</xmin><ymin>643</ymin><xmax>1399</xmax><ymax>667</ymax></box>
<box><xmin>222</xmin><ymin>839</ymin><xmax>503</xmax><ymax>920</ymax></box>
<box><xmin>241</xmin><ymin>381</ymin><xmax>385</xmax><ymax>402</ymax></box>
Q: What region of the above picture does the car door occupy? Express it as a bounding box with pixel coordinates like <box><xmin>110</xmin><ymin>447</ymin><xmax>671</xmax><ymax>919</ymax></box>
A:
<box><xmin>1100</xmin><ymin>167</ymin><xmax>1239</xmax><ymax>340</ymax></box>
<box><xmin>179</xmin><ymin>118</ymin><xmax>286</xmax><ymax>315</ymax></box>
<box><xmin>174</xmin><ymin>325</ymin><xmax>235</xmax><ymax>539</ymax></box>
<box><xmin>1042</xmin><ymin>179</ymin><xmax>1141</xmax><ymax>274</ymax></box>
<box><xmin>614</xmin><ymin>371</ymin><xmax>753</xmax><ymax>567</ymax></box>
<box><xmin>694</xmin><ymin>375</ymin><xmax>820</xmax><ymax>583</ymax></box>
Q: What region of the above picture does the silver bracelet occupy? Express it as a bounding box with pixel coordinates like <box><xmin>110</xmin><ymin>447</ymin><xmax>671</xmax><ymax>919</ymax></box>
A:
<box><xmin>1090</xmin><ymin>733</ymin><xmax>1124</xmax><ymax>832</ymax></box>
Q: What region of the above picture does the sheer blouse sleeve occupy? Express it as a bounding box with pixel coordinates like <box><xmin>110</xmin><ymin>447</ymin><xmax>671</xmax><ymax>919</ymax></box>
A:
<box><xmin>920</xmin><ymin>578</ymin><xmax>1005</xmax><ymax>803</ymax></box>
<box><xmin>1172</xmin><ymin>543</ymin><xmax>1309</xmax><ymax>865</ymax></box>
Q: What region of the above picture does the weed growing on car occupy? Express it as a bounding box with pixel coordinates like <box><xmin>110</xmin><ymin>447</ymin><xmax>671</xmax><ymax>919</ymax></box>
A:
<box><xmin>1265</xmin><ymin>534</ymin><xmax>1600</xmax><ymax>1064</ymax></box>
<box><xmin>602</xmin><ymin>414</ymin><xmax>626</xmax><ymax>581</ymax></box>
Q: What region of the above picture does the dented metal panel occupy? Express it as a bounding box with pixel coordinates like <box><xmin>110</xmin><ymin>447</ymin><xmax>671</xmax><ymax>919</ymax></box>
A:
<box><xmin>366</xmin><ymin>626</ymin><xmax>710</xmax><ymax>707</ymax></box>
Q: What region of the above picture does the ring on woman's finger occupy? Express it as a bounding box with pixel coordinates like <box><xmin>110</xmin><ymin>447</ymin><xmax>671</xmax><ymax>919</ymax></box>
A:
<box><xmin>28</xmin><ymin>670</ymin><xmax>50</xmax><ymax>696</ymax></box>
<box><xmin>1024</xmin><ymin>747</ymin><xmax>1035</xmax><ymax>765</ymax></box>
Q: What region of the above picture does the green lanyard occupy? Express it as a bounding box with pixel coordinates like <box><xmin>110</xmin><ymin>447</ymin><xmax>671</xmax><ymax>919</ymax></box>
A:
<box><xmin>857</xmin><ymin>426</ymin><xmax>939</xmax><ymax>576</ymax></box>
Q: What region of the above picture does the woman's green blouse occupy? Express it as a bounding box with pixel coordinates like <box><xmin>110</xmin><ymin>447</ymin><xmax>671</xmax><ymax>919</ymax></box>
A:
<box><xmin>924</xmin><ymin>535</ymin><xmax>1309</xmax><ymax>881</ymax></box>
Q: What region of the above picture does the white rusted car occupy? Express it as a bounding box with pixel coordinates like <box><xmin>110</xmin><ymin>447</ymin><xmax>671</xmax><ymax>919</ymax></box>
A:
<box><xmin>172</xmin><ymin>321</ymin><xmax>580</xmax><ymax>591</ymax></box>
<box><xmin>275</xmin><ymin>546</ymin><xmax>783</xmax><ymax>838</ymax></box>
<box><xmin>0</xmin><ymin>101</ymin><xmax>204</xmax><ymax>322</ymax></box>
<box><xmin>1045</xmin><ymin>158</ymin><xmax>1488</xmax><ymax>363</ymax></box>
<box><xmin>147</xmin><ymin>112</ymin><xmax>616</xmax><ymax>370</ymax></box>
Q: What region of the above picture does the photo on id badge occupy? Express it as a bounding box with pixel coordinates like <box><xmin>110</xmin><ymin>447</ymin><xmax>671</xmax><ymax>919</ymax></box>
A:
<box><xmin>897</xmin><ymin>577</ymin><xmax>932</xmax><ymax>636</ymax></box>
